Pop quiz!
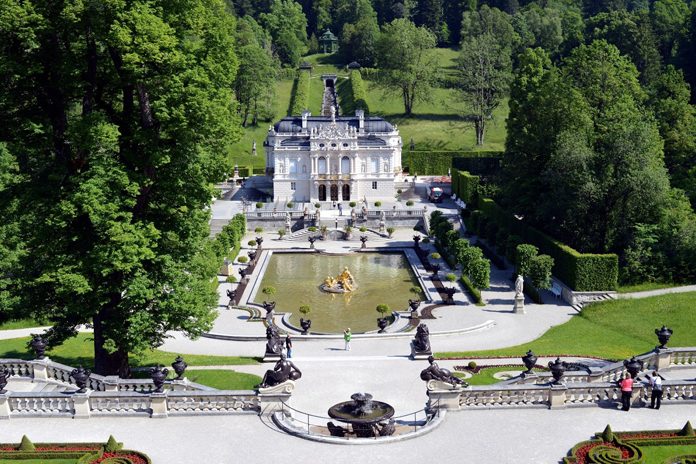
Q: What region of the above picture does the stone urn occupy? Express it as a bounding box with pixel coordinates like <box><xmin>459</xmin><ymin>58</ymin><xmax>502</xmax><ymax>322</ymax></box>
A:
<box><xmin>408</xmin><ymin>299</ymin><xmax>420</xmax><ymax>312</ymax></box>
<box><xmin>30</xmin><ymin>335</ymin><xmax>47</xmax><ymax>359</ymax></box>
<box><xmin>247</xmin><ymin>250</ymin><xmax>257</xmax><ymax>262</ymax></box>
<box><xmin>238</xmin><ymin>267</ymin><xmax>248</xmax><ymax>281</ymax></box>
<box><xmin>300</xmin><ymin>318</ymin><xmax>312</xmax><ymax>335</ymax></box>
<box><xmin>360</xmin><ymin>235</ymin><xmax>368</xmax><ymax>249</ymax></box>
<box><xmin>262</xmin><ymin>301</ymin><xmax>276</xmax><ymax>320</ymax></box>
<box><xmin>655</xmin><ymin>326</ymin><xmax>673</xmax><ymax>349</ymax></box>
<box><xmin>377</xmin><ymin>318</ymin><xmax>388</xmax><ymax>333</ymax></box>
<box><xmin>431</xmin><ymin>264</ymin><xmax>440</xmax><ymax>275</ymax></box>
<box><xmin>308</xmin><ymin>236</ymin><xmax>316</xmax><ymax>249</ymax></box>
<box><xmin>150</xmin><ymin>365</ymin><xmax>169</xmax><ymax>393</ymax></box>
<box><xmin>548</xmin><ymin>358</ymin><xmax>566</xmax><ymax>384</ymax></box>
<box><xmin>255</xmin><ymin>236</ymin><xmax>264</xmax><ymax>249</ymax></box>
<box><xmin>171</xmin><ymin>356</ymin><xmax>188</xmax><ymax>380</ymax></box>
<box><xmin>70</xmin><ymin>366</ymin><xmax>91</xmax><ymax>393</ymax></box>
<box><xmin>522</xmin><ymin>350</ymin><xmax>538</xmax><ymax>374</ymax></box>
<box><xmin>413</xmin><ymin>235</ymin><xmax>421</xmax><ymax>248</ymax></box>
<box><xmin>623</xmin><ymin>356</ymin><xmax>644</xmax><ymax>378</ymax></box>
<box><xmin>0</xmin><ymin>367</ymin><xmax>11</xmax><ymax>394</ymax></box>
<box><xmin>443</xmin><ymin>287</ymin><xmax>456</xmax><ymax>304</ymax></box>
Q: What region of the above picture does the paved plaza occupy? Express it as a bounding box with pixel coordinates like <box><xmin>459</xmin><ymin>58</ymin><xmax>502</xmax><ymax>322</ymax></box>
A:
<box><xmin>2</xmin><ymin>192</ymin><xmax>694</xmax><ymax>463</ymax></box>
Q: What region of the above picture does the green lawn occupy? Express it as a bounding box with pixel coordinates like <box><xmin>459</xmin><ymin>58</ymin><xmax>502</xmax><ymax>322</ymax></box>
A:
<box><xmin>0</xmin><ymin>318</ymin><xmax>44</xmax><ymax>330</ymax></box>
<box><xmin>186</xmin><ymin>369</ymin><xmax>261</xmax><ymax>390</ymax></box>
<box><xmin>454</xmin><ymin>366</ymin><xmax>528</xmax><ymax>385</ymax></box>
<box><xmin>640</xmin><ymin>444</ymin><xmax>696</xmax><ymax>463</ymax></box>
<box><xmin>617</xmin><ymin>282</ymin><xmax>686</xmax><ymax>293</ymax></box>
<box><xmin>437</xmin><ymin>292</ymin><xmax>696</xmax><ymax>361</ymax></box>
<box><xmin>0</xmin><ymin>333</ymin><xmax>258</xmax><ymax>368</ymax></box>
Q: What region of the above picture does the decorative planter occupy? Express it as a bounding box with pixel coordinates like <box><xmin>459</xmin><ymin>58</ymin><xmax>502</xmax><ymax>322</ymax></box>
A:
<box><xmin>413</xmin><ymin>235</ymin><xmax>421</xmax><ymax>248</ymax></box>
<box><xmin>408</xmin><ymin>299</ymin><xmax>420</xmax><ymax>311</ymax></box>
<box><xmin>623</xmin><ymin>356</ymin><xmax>644</xmax><ymax>378</ymax></box>
<box><xmin>0</xmin><ymin>367</ymin><xmax>11</xmax><ymax>394</ymax></box>
<box><xmin>30</xmin><ymin>335</ymin><xmax>47</xmax><ymax>359</ymax></box>
<box><xmin>171</xmin><ymin>356</ymin><xmax>187</xmax><ymax>380</ymax></box>
<box><xmin>308</xmin><ymin>236</ymin><xmax>316</xmax><ymax>249</ymax></box>
<box><xmin>377</xmin><ymin>318</ymin><xmax>388</xmax><ymax>333</ymax></box>
<box><xmin>548</xmin><ymin>358</ymin><xmax>566</xmax><ymax>384</ymax></box>
<box><xmin>522</xmin><ymin>350</ymin><xmax>538</xmax><ymax>374</ymax></box>
<box><xmin>360</xmin><ymin>235</ymin><xmax>368</xmax><ymax>248</ymax></box>
<box><xmin>150</xmin><ymin>366</ymin><xmax>169</xmax><ymax>393</ymax></box>
<box><xmin>655</xmin><ymin>326</ymin><xmax>673</xmax><ymax>349</ymax></box>
<box><xmin>300</xmin><ymin>318</ymin><xmax>312</xmax><ymax>335</ymax></box>
<box><xmin>255</xmin><ymin>236</ymin><xmax>264</xmax><ymax>249</ymax></box>
<box><xmin>70</xmin><ymin>366</ymin><xmax>91</xmax><ymax>393</ymax></box>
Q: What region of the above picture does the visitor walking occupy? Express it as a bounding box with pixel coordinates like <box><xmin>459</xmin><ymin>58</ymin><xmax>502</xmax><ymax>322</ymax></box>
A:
<box><xmin>338</xmin><ymin>203</ymin><xmax>343</xmax><ymax>216</ymax></box>
<box><xmin>343</xmin><ymin>328</ymin><xmax>352</xmax><ymax>351</ymax></box>
<box><xmin>649</xmin><ymin>371</ymin><xmax>663</xmax><ymax>409</ymax></box>
<box><xmin>285</xmin><ymin>335</ymin><xmax>293</xmax><ymax>358</ymax></box>
<box><xmin>619</xmin><ymin>374</ymin><xmax>634</xmax><ymax>411</ymax></box>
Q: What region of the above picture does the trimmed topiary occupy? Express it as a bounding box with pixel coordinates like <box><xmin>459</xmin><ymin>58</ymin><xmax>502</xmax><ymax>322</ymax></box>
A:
<box><xmin>247</xmin><ymin>240</ymin><xmax>257</xmax><ymax>247</ymax></box>
<box><xmin>314</xmin><ymin>202</ymin><xmax>321</xmax><ymax>208</ymax></box>
<box><xmin>601</xmin><ymin>425</ymin><xmax>614</xmax><ymax>442</ymax></box>
<box><xmin>226</xmin><ymin>275</ymin><xmax>237</xmax><ymax>283</ymax></box>
<box><xmin>105</xmin><ymin>435</ymin><xmax>123</xmax><ymax>452</ymax></box>
<box><xmin>446</xmin><ymin>273</ymin><xmax>457</xmax><ymax>282</ymax></box>
<box><xmin>679</xmin><ymin>421</ymin><xmax>695</xmax><ymax>436</ymax></box>
<box><xmin>467</xmin><ymin>361</ymin><xmax>477</xmax><ymax>369</ymax></box>
<box><xmin>286</xmin><ymin>202</ymin><xmax>294</xmax><ymax>208</ymax></box>
<box><xmin>19</xmin><ymin>436</ymin><xmax>35</xmax><ymax>451</ymax></box>
<box><xmin>374</xmin><ymin>201</ymin><xmax>382</xmax><ymax>207</ymax></box>
<box><xmin>255</xmin><ymin>202</ymin><xmax>263</xmax><ymax>209</ymax></box>
<box><xmin>430</xmin><ymin>252</ymin><xmax>441</xmax><ymax>260</ymax></box>
<box><xmin>406</xmin><ymin>200</ymin><xmax>414</xmax><ymax>206</ymax></box>
<box><xmin>349</xmin><ymin>201</ymin><xmax>356</xmax><ymax>207</ymax></box>
<box><xmin>237</xmin><ymin>256</ymin><xmax>248</xmax><ymax>263</ymax></box>
<box><xmin>254</xmin><ymin>227</ymin><xmax>263</xmax><ymax>233</ymax></box>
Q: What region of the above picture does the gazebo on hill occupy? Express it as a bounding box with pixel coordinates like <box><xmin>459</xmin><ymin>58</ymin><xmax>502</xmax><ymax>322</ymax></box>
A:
<box><xmin>319</xmin><ymin>29</ymin><xmax>338</xmax><ymax>54</ymax></box>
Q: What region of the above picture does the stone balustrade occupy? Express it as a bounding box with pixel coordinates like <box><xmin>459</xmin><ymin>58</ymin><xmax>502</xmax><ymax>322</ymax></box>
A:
<box><xmin>0</xmin><ymin>358</ymin><xmax>293</xmax><ymax>419</ymax></box>
<box><xmin>429</xmin><ymin>379</ymin><xmax>696</xmax><ymax>411</ymax></box>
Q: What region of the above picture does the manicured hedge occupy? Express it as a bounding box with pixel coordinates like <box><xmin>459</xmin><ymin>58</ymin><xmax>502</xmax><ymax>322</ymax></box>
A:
<box><xmin>288</xmin><ymin>70</ymin><xmax>310</xmax><ymax>116</ymax></box>
<box><xmin>350</xmin><ymin>70</ymin><xmax>369</xmax><ymax>114</ymax></box>
<box><xmin>237</xmin><ymin>164</ymin><xmax>253</xmax><ymax>178</ymax></box>
<box><xmin>452</xmin><ymin>169</ymin><xmax>480</xmax><ymax>205</ymax></box>
<box><xmin>212</xmin><ymin>214</ymin><xmax>246</xmax><ymax>263</ymax></box>
<box><xmin>478</xmin><ymin>198</ymin><xmax>618</xmax><ymax>291</ymax></box>
<box><xmin>403</xmin><ymin>151</ymin><xmax>503</xmax><ymax>176</ymax></box>
<box><xmin>461</xmin><ymin>275</ymin><xmax>483</xmax><ymax>304</ymax></box>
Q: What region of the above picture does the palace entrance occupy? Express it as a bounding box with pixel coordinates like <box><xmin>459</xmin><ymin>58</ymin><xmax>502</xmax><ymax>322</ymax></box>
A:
<box><xmin>342</xmin><ymin>184</ymin><xmax>350</xmax><ymax>201</ymax></box>
<box><xmin>318</xmin><ymin>184</ymin><xmax>327</xmax><ymax>201</ymax></box>
<box><xmin>330</xmin><ymin>184</ymin><xmax>339</xmax><ymax>201</ymax></box>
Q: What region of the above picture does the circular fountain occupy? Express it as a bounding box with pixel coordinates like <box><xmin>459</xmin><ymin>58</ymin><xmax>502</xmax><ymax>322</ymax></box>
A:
<box><xmin>327</xmin><ymin>393</ymin><xmax>395</xmax><ymax>437</ymax></box>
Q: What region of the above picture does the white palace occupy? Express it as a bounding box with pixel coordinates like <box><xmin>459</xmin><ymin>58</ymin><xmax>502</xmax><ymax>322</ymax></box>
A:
<box><xmin>265</xmin><ymin>109</ymin><xmax>402</xmax><ymax>203</ymax></box>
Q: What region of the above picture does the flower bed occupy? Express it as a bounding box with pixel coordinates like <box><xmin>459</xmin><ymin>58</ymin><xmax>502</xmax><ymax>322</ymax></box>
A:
<box><xmin>564</xmin><ymin>423</ymin><xmax>696</xmax><ymax>463</ymax></box>
<box><xmin>0</xmin><ymin>438</ymin><xmax>151</xmax><ymax>464</ymax></box>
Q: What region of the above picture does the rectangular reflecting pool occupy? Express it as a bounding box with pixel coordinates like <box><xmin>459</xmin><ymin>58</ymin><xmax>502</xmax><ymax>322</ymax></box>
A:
<box><xmin>254</xmin><ymin>252</ymin><xmax>421</xmax><ymax>333</ymax></box>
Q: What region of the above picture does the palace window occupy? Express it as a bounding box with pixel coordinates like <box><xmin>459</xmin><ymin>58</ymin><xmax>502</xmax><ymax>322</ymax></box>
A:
<box><xmin>372</xmin><ymin>181</ymin><xmax>377</xmax><ymax>190</ymax></box>
<box><xmin>318</xmin><ymin>157</ymin><xmax>327</xmax><ymax>174</ymax></box>
<box><xmin>290</xmin><ymin>182</ymin><xmax>296</xmax><ymax>191</ymax></box>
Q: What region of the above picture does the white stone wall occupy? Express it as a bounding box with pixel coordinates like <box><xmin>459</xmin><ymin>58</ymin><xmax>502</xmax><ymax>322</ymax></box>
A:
<box><xmin>355</xmin><ymin>179</ymin><xmax>395</xmax><ymax>202</ymax></box>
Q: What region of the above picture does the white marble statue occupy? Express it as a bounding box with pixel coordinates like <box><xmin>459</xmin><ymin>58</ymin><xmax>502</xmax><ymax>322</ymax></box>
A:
<box><xmin>515</xmin><ymin>275</ymin><xmax>524</xmax><ymax>297</ymax></box>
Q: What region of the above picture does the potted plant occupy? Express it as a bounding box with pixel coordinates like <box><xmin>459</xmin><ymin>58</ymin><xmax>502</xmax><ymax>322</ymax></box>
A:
<box><xmin>349</xmin><ymin>201</ymin><xmax>357</xmax><ymax>208</ymax></box>
<box><xmin>299</xmin><ymin>305</ymin><xmax>311</xmax><ymax>334</ymax></box>
<box><xmin>286</xmin><ymin>202</ymin><xmax>294</xmax><ymax>208</ymax></box>
<box><xmin>254</xmin><ymin>227</ymin><xmax>263</xmax><ymax>233</ymax></box>
<box><xmin>308</xmin><ymin>226</ymin><xmax>317</xmax><ymax>232</ymax></box>
<box><xmin>376</xmin><ymin>304</ymin><xmax>390</xmax><ymax>333</ymax></box>
<box><xmin>374</xmin><ymin>201</ymin><xmax>382</xmax><ymax>207</ymax></box>
<box><xmin>278</xmin><ymin>228</ymin><xmax>286</xmax><ymax>239</ymax></box>
<box><xmin>430</xmin><ymin>252</ymin><xmax>441</xmax><ymax>260</ymax></box>
<box><xmin>320</xmin><ymin>225</ymin><xmax>328</xmax><ymax>239</ymax></box>
<box><xmin>386</xmin><ymin>226</ymin><xmax>395</xmax><ymax>238</ymax></box>
<box><xmin>406</xmin><ymin>200</ymin><xmax>414</xmax><ymax>206</ymax></box>
<box><xmin>314</xmin><ymin>202</ymin><xmax>321</xmax><ymax>209</ymax></box>
<box><xmin>247</xmin><ymin>239</ymin><xmax>257</xmax><ymax>247</ymax></box>
<box><xmin>237</xmin><ymin>255</ymin><xmax>248</xmax><ymax>264</ymax></box>
<box><xmin>343</xmin><ymin>225</ymin><xmax>353</xmax><ymax>239</ymax></box>
<box><xmin>256</xmin><ymin>202</ymin><xmax>263</xmax><ymax>209</ymax></box>
<box><xmin>446</xmin><ymin>273</ymin><xmax>457</xmax><ymax>283</ymax></box>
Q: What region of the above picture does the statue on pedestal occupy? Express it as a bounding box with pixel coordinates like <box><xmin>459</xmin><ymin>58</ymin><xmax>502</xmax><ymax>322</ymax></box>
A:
<box><xmin>257</xmin><ymin>353</ymin><xmax>302</xmax><ymax>388</ymax></box>
<box><xmin>412</xmin><ymin>324</ymin><xmax>431</xmax><ymax>353</ymax></box>
<box><xmin>265</xmin><ymin>325</ymin><xmax>282</xmax><ymax>356</ymax></box>
<box><xmin>515</xmin><ymin>275</ymin><xmax>524</xmax><ymax>297</ymax></box>
<box><xmin>420</xmin><ymin>356</ymin><xmax>465</xmax><ymax>386</ymax></box>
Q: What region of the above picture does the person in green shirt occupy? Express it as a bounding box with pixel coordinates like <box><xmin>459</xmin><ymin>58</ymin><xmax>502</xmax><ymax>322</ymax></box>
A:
<box><xmin>343</xmin><ymin>328</ymin><xmax>351</xmax><ymax>351</ymax></box>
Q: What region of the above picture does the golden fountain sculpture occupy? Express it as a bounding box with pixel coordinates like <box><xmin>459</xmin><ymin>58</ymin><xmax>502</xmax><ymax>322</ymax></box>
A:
<box><xmin>321</xmin><ymin>267</ymin><xmax>357</xmax><ymax>293</ymax></box>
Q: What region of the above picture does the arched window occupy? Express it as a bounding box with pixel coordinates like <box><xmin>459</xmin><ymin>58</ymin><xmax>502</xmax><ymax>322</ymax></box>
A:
<box><xmin>318</xmin><ymin>157</ymin><xmax>327</xmax><ymax>174</ymax></box>
<box><xmin>289</xmin><ymin>159</ymin><xmax>297</xmax><ymax>174</ymax></box>
<box><xmin>341</xmin><ymin>156</ymin><xmax>350</xmax><ymax>174</ymax></box>
<box><xmin>383</xmin><ymin>162</ymin><xmax>389</xmax><ymax>173</ymax></box>
<box><xmin>302</xmin><ymin>164</ymin><xmax>307</xmax><ymax>173</ymax></box>
<box><xmin>370</xmin><ymin>157</ymin><xmax>379</xmax><ymax>173</ymax></box>
<box><xmin>361</xmin><ymin>163</ymin><xmax>366</xmax><ymax>173</ymax></box>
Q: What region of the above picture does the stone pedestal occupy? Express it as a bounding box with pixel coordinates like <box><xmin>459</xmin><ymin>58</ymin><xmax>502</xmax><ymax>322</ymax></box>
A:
<box><xmin>258</xmin><ymin>381</ymin><xmax>294</xmax><ymax>416</ymax></box>
<box><xmin>513</xmin><ymin>295</ymin><xmax>525</xmax><ymax>314</ymax></box>
<box><xmin>72</xmin><ymin>393</ymin><xmax>91</xmax><ymax>419</ymax></box>
<box><xmin>102</xmin><ymin>376</ymin><xmax>120</xmax><ymax>392</ymax></box>
<box><xmin>410</xmin><ymin>343</ymin><xmax>432</xmax><ymax>360</ymax></box>
<box><xmin>426</xmin><ymin>382</ymin><xmax>466</xmax><ymax>410</ymax></box>
<box><xmin>379</xmin><ymin>220</ymin><xmax>385</xmax><ymax>234</ymax></box>
<box><xmin>32</xmin><ymin>360</ymin><xmax>49</xmax><ymax>381</ymax></box>
<box><xmin>654</xmin><ymin>349</ymin><xmax>672</xmax><ymax>371</ymax></box>
<box><xmin>262</xmin><ymin>353</ymin><xmax>281</xmax><ymax>363</ymax></box>
<box><xmin>150</xmin><ymin>393</ymin><xmax>168</xmax><ymax>418</ymax></box>
<box><xmin>549</xmin><ymin>385</ymin><xmax>567</xmax><ymax>409</ymax></box>
<box><xmin>0</xmin><ymin>392</ymin><xmax>10</xmax><ymax>419</ymax></box>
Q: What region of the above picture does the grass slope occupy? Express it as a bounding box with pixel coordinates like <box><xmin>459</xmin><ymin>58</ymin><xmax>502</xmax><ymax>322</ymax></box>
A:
<box><xmin>437</xmin><ymin>292</ymin><xmax>696</xmax><ymax>360</ymax></box>
<box><xmin>0</xmin><ymin>333</ymin><xmax>258</xmax><ymax>367</ymax></box>
<box><xmin>187</xmin><ymin>369</ymin><xmax>261</xmax><ymax>390</ymax></box>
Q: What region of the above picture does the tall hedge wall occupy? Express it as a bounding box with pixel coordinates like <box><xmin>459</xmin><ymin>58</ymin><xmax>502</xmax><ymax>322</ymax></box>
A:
<box><xmin>477</xmin><ymin>198</ymin><xmax>618</xmax><ymax>291</ymax></box>
<box><xmin>288</xmin><ymin>70</ymin><xmax>310</xmax><ymax>116</ymax></box>
<box><xmin>402</xmin><ymin>151</ymin><xmax>502</xmax><ymax>176</ymax></box>
<box><xmin>452</xmin><ymin>169</ymin><xmax>480</xmax><ymax>205</ymax></box>
<box><xmin>350</xmin><ymin>70</ymin><xmax>369</xmax><ymax>114</ymax></box>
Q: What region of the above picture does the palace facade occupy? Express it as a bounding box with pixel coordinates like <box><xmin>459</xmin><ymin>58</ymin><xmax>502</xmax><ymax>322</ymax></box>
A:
<box><xmin>265</xmin><ymin>109</ymin><xmax>402</xmax><ymax>203</ymax></box>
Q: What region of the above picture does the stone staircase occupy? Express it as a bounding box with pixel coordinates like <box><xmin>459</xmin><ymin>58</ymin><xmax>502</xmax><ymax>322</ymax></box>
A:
<box><xmin>570</xmin><ymin>293</ymin><xmax>616</xmax><ymax>313</ymax></box>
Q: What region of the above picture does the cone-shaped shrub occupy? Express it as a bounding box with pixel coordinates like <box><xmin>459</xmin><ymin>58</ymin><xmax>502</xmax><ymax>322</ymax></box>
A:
<box><xmin>18</xmin><ymin>435</ymin><xmax>35</xmax><ymax>451</ymax></box>
<box><xmin>679</xmin><ymin>421</ymin><xmax>695</xmax><ymax>436</ymax></box>
<box><xmin>601</xmin><ymin>425</ymin><xmax>614</xmax><ymax>442</ymax></box>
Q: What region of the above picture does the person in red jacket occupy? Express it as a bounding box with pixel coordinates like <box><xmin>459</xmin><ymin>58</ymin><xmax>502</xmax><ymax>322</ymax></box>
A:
<box><xmin>619</xmin><ymin>374</ymin><xmax>634</xmax><ymax>411</ymax></box>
